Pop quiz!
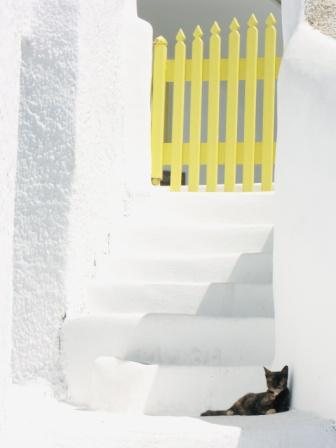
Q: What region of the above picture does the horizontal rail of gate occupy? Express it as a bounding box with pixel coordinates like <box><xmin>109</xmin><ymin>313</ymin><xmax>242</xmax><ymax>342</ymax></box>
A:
<box><xmin>151</xmin><ymin>14</ymin><xmax>281</xmax><ymax>192</ymax></box>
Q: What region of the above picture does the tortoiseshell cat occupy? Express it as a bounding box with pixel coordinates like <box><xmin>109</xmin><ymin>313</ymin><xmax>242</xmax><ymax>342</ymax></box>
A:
<box><xmin>201</xmin><ymin>366</ymin><xmax>290</xmax><ymax>416</ymax></box>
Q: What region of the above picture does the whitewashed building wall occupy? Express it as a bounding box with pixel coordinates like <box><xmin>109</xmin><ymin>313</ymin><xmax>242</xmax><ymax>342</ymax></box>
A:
<box><xmin>275</xmin><ymin>0</ymin><xmax>336</xmax><ymax>420</ymax></box>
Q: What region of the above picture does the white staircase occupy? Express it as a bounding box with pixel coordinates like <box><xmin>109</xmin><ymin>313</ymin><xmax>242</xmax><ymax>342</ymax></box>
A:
<box><xmin>62</xmin><ymin>191</ymin><xmax>274</xmax><ymax>416</ymax></box>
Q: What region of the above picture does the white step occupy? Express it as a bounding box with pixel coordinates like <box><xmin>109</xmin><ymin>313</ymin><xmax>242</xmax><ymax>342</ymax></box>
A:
<box><xmin>10</xmin><ymin>384</ymin><xmax>336</xmax><ymax>448</ymax></box>
<box><xmin>108</xmin><ymin>223</ymin><xmax>273</xmax><ymax>255</ymax></box>
<box><xmin>91</xmin><ymin>357</ymin><xmax>267</xmax><ymax>416</ymax></box>
<box><xmin>87</xmin><ymin>282</ymin><xmax>274</xmax><ymax>317</ymax></box>
<box><xmin>96</xmin><ymin>252</ymin><xmax>272</xmax><ymax>283</ymax></box>
<box><xmin>62</xmin><ymin>314</ymin><xmax>274</xmax><ymax>405</ymax></box>
<box><xmin>130</xmin><ymin>191</ymin><xmax>274</xmax><ymax>225</ymax></box>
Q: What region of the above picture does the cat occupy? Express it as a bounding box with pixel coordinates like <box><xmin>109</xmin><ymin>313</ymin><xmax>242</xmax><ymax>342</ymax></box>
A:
<box><xmin>201</xmin><ymin>366</ymin><xmax>290</xmax><ymax>417</ymax></box>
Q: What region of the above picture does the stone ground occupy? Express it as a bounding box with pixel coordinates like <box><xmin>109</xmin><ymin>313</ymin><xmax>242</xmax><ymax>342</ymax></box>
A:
<box><xmin>305</xmin><ymin>0</ymin><xmax>336</xmax><ymax>38</ymax></box>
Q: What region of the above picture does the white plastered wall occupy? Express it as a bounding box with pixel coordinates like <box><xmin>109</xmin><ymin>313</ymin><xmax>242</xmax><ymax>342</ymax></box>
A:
<box><xmin>275</xmin><ymin>0</ymin><xmax>336</xmax><ymax>420</ymax></box>
<box><xmin>12</xmin><ymin>0</ymin><xmax>152</xmax><ymax>386</ymax></box>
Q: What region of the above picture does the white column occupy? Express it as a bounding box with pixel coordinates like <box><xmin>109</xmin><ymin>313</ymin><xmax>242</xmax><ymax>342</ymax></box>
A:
<box><xmin>0</xmin><ymin>0</ymin><xmax>21</xmax><ymax>432</ymax></box>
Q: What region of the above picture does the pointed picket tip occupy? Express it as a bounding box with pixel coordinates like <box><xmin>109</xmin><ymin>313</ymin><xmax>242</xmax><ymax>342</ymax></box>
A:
<box><xmin>230</xmin><ymin>18</ymin><xmax>240</xmax><ymax>31</ymax></box>
<box><xmin>248</xmin><ymin>14</ymin><xmax>258</xmax><ymax>27</ymax></box>
<box><xmin>193</xmin><ymin>25</ymin><xmax>203</xmax><ymax>38</ymax></box>
<box><xmin>176</xmin><ymin>28</ymin><xmax>186</xmax><ymax>42</ymax></box>
<box><xmin>266</xmin><ymin>13</ymin><xmax>277</xmax><ymax>26</ymax></box>
<box><xmin>154</xmin><ymin>35</ymin><xmax>168</xmax><ymax>46</ymax></box>
<box><xmin>211</xmin><ymin>21</ymin><xmax>221</xmax><ymax>35</ymax></box>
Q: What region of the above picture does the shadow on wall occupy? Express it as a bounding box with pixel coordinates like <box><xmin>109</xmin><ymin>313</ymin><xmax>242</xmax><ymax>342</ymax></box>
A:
<box><xmin>12</xmin><ymin>0</ymin><xmax>78</xmax><ymax>382</ymax></box>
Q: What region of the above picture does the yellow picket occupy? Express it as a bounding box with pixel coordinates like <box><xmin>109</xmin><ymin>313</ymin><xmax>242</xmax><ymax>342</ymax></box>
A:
<box><xmin>262</xmin><ymin>14</ymin><xmax>277</xmax><ymax>191</ymax></box>
<box><xmin>206</xmin><ymin>22</ymin><xmax>221</xmax><ymax>192</ymax></box>
<box><xmin>188</xmin><ymin>26</ymin><xmax>204</xmax><ymax>192</ymax></box>
<box><xmin>170</xmin><ymin>29</ymin><xmax>186</xmax><ymax>192</ymax></box>
<box><xmin>151</xmin><ymin>36</ymin><xmax>167</xmax><ymax>185</ymax></box>
<box><xmin>224</xmin><ymin>18</ymin><xmax>241</xmax><ymax>192</ymax></box>
<box><xmin>243</xmin><ymin>15</ymin><xmax>259</xmax><ymax>192</ymax></box>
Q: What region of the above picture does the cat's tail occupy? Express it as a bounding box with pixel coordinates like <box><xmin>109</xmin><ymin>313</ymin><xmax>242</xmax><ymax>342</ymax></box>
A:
<box><xmin>201</xmin><ymin>409</ymin><xmax>234</xmax><ymax>417</ymax></box>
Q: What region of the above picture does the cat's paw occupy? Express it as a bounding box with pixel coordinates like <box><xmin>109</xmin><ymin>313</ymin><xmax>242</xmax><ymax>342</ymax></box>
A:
<box><xmin>266</xmin><ymin>409</ymin><xmax>277</xmax><ymax>415</ymax></box>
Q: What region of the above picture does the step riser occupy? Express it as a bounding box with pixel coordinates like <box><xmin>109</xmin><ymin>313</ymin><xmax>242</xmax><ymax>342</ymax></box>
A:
<box><xmin>91</xmin><ymin>358</ymin><xmax>267</xmax><ymax>416</ymax></box>
<box><xmin>87</xmin><ymin>283</ymin><xmax>274</xmax><ymax>317</ymax></box>
<box><xmin>130</xmin><ymin>192</ymin><xmax>274</xmax><ymax>226</ymax></box>
<box><xmin>97</xmin><ymin>253</ymin><xmax>273</xmax><ymax>283</ymax></box>
<box><xmin>62</xmin><ymin>315</ymin><xmax>274</xmax><ymax>405</ymax></box>
<box><xmin>109</xmin><ymin>226</ymin><xmax>273</xmax><ymax>255</ymax></box>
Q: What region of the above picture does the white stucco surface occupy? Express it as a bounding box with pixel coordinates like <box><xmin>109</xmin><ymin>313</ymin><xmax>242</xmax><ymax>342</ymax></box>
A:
<box><xmin>0</xmin><ymin>0</ymin><xmax>21</xmax><ymax>433</ymax></box>
<box><xmin>274</xmin><ymin>21</ymin><xmax>336</xmax><ymax>420</ymax></box>
<box><xmin>12</xmin><ymin>0</ymin><xmax>152</xmax><ymax>387</ymax></box>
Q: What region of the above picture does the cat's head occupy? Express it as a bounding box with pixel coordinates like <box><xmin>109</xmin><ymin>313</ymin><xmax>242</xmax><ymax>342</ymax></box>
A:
<box><xmin>264</xmin><ymin>366</ymin><xmax>288</xmax><ymax>395</ymax></box>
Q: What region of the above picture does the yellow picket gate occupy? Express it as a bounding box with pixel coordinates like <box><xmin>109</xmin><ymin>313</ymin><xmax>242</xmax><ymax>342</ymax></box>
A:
<box><xmin>151</xmin><ymin>14</ymin><xmax>281</xmax><ymax>192</ymax></box>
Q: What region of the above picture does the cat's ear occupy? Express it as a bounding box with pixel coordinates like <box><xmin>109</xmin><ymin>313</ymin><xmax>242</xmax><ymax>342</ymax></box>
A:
<box><xmin>281</xmin><ymin>365</ymin><xmax>288</xmax><ymax>376</ymax></box>
<box><xmin>264</xmin><ymin>366</ymin><xmax>271</xmax><ymax>376</ymax></box>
